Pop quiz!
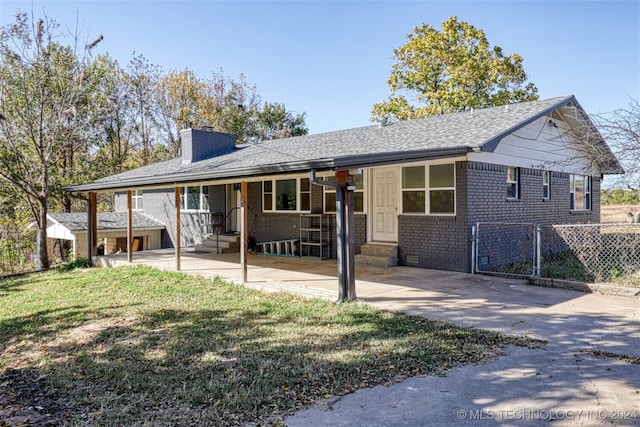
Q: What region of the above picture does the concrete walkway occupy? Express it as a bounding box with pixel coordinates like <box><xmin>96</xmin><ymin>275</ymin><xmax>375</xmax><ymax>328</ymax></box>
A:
<box><xmin>101</xmin><ymin>249</ymin><xmax>640</xmax><ymax>426</ymax></box>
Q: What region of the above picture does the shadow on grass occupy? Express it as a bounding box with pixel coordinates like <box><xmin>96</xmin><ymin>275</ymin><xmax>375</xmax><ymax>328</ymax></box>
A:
<box><xmin>0</xmin><ymin>276</ymin><xmax>32</xmax><ymax>297</ymax></box>
<box><xmin>0</xmin><ymin>306</ymin><xmax>88</xmax><ymax>344</ymax></box>
<box><xmin>2</xmin><ymin>295</ymin><xmax>515</xmax><ymax>426</ymax></box>
<box><xmin>3</xmin><ymin>268</ymin><xmax>636</xmax><ymax>426</ymax></box>
<box><xmin>39</xmin><ymin>304</ymin><xmax>637</xmax><ymax>427</ymax></box>
<box><xmin>0</xmin><ymin>303</ymin><xmax>143</xmax><ymax>350</ymax></box>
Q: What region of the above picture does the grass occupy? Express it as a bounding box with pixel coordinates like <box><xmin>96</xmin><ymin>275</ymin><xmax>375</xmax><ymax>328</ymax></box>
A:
<box><xmin>1</xmin><ymin>266</ymin><xmax>533</xmax><ymax>426</ymax></box>
<box><xmin>541</xmin><ymin>250</ymin><xmax>596</xmax><ymax>282</ymax></box>
<box><xmin>541</xmin><ymin>239</ymin><xmax>640</xmax><ymax>288</ymax></box>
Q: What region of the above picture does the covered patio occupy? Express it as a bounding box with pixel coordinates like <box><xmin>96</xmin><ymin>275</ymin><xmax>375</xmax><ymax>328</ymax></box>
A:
<box><xmin>97</xmin><ymin>248</ymin><xmax>425</xmax><ymax>302</ymax></box>
<box><xmin>94</xmin><ymin>247</ymin><xmax>640</xmax><ymax>351</ymax></box>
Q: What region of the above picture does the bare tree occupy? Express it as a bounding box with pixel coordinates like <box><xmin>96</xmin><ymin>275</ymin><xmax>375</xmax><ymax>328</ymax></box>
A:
<box><xmin>155</xmin><ymin>68</ymin><xmax>308</xmax><ymax>148</ymax></box>
<box><xmin>595</xmin><ymin>98</ymin><xmax>640</xmax><ymax>189</ymax></box>
<box><xmin>0</xmin><ymin>12</ymin><xmax>101</xmax><ymax>269</ymax></box>
<box><xmin>126</xmin><ymin>53</ymin><xmax>161</xmax><ymax>165</ymax></box>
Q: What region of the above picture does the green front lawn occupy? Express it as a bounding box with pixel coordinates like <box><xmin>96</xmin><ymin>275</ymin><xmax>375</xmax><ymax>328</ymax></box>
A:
<box><xmin>1</xmin><ymin>266</ymin><xmax>533</xmax><ymax>426</ymax></box>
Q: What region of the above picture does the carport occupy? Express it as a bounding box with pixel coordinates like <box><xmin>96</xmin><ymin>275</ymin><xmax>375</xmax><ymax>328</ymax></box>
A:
<box><xmin>45</xmin><ymin>212</ymin><xmax>165</xmax><ymax>258</ymax></box>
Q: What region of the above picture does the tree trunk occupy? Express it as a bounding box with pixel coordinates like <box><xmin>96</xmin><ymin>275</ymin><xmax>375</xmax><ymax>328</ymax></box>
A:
<box><xmin>36</xmin><ymin>199</ymin><xmax>49</xmax><ymax>270</ymax></box>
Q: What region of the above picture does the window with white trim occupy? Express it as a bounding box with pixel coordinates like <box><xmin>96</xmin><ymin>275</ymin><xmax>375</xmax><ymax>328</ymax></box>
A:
<box><xmin>429</xmin><ymin>164</ymin><xmax>455</xmax><ymax>214</ymax></box>
<box><xmin>300</xmin><ymin>177</ymin><xmax>311</xmax><ymax>212</ymax></box>
<box><xmin>570</xmin><ymin>175</ymin><xmax>591</xmax><ymax>210</ymax></box>
<box><xmin>132</xmin><ymin>190</ymin><xmax>143</xmax><ymax>211</ymax></box>
<box><xmin>262</xmin><ymin>178</ymin><xmax>311</xmax><ymax>212</ymax></box>
<box><xmin>181</xmin><ymin>186</ymin><xmax>209</xmax><ymax>211</ymax></box>
<box><xmin>263</xmin><ymin>181</ymin><xmax>273</xmax><ymax>211</ymax></box>
<box><xmin>401</xmin><ymin>163</ymin><xmax>455</xmax><ymax>215</ymax></box>
<box><xmin>323</xmin><ymin>174</ymin><xmax>364</xmax><ymax>213</ymax></box>
<box><xmin>542</xmin><ymin>171</ymin><xmax>550</xmax><ymax>199</ymax></box>
<box><xmin>507</xmin><ymin>166</ymin><xmax>519</xmax><ymax>199</ymax></box>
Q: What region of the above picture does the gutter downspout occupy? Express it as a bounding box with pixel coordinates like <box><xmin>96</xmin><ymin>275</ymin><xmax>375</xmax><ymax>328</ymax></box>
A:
<box><xmin>309</xmin><ymin>170</ymin><xmax>348</xmax><ymax>302</ymax></box>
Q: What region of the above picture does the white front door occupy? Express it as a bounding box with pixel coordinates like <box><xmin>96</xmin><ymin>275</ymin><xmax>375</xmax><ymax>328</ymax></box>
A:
<box><xmin>372</xmin><ymin>167</ymin><xmax>398</xmax><ymax>242</ymax></box>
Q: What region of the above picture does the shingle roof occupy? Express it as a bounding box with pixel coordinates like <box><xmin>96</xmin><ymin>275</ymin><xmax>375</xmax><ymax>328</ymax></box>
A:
<box><xmin>48</xmin><ymin>212</ymin><xmax>165</xmax><ymax>232</ymax></box>
<box><xmin>68</xmin><ymin>95</ymin><xmax>621</xmax><ymax>192</ymax></box>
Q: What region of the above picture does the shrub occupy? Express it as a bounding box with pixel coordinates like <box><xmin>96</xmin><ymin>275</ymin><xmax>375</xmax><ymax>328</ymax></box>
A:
<box><xmin>55</xmin><ymin>257</ymin><xmax>93</xmax><ymax>272</ymax></box>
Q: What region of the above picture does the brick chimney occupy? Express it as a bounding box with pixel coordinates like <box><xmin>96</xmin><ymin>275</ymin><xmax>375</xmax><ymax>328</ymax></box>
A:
<box><xmin>180</xmin><ymin>127</ymin><xmax>236</xmax><ymax>164</ymax></box>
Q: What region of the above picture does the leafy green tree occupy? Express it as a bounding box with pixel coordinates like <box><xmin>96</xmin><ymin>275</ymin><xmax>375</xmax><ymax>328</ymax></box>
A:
<box><xmin>601</xmin><ymin>189</ymin><xmax>639</xmax><ymax>205</ymax></box>
<box><xmin>372</xmin><ymin>17</ymin><xmax>539</xmax><ymax>121</ymax></box>
<box><xmin>155</xmin><ymin>68</ymin><xmax>213</xmax><ymax>154</ymax></box>
<box><xmin>0</xmin><ymin>185</ymin><xmax>35</xmax><ymax>275</ymax></box>
<box><xmin>256</xmin><ymin>102</ymin><xmax>308</xmax><ymax>140</ymax></box>
<box><xmin>0</xmin><ymin>12</ymin><xmax>101</xmax><ymax>270</ymax></box>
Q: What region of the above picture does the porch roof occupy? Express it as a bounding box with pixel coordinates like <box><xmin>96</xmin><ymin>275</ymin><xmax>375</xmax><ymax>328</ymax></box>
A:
<box><xmin>48</xmin><ymin>212</ymin><xmax>165</xmax><ymax>233</ymax></box>
<box><xmin>68</xmin><ymin>95</ymin><xmax>622</xmax><ymax>192</ymax></box>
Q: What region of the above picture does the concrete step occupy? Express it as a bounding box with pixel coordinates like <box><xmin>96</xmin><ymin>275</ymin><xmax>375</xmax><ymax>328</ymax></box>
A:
<box><xmin>195</xmin><ymin>234</ymin><xmax>241</xmax><ymax>253</ymax></box>
<box><xmin>200</xmin><ymin>239</ymin><xmax>239</xmax><ymax>250</ymax></box>
<box><xmin>194</xmin><ymin>244</ymin><xmax>239</xmax><ymax>254</ymax></box>
<box><xmin>355</xmin><ymin>254</ymin><xmax>398</xmax><ymax>268</ymax></box>
<box><xmin>194</xmin><ymin>244</ymin><xmax>240</xmax><ymax>254</ymax></box>
<box><xmin>360</xmin><ymin>243</ymin><xmax>398</xmax><ymax>258</ymax></box>
<box><xmin>356</xmin><ymin>243</ymin><xmax>398</xmax><ymax>268</ymax></box>
<box><xmin>203</xmin><ymin>233</ymin><xmax>241</xmax><ymax>243</ymax></box>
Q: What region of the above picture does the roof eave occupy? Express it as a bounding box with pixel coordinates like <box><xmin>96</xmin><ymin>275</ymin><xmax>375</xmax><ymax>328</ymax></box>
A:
<box><xmin>66</xmin><ymin>159</ymin><xmax>337</xmax><ymax>192</ymax></box>
<box><xmin>333</xmin><ymin>146</ymin><xmax>472</xmax><ymax>169</ymax></box>
<box><xmin>68</xmin><ymin>147</ymin><xmax>473</xmax><ymax>193</ymax></box>
<box><xmin>601</xmin><ymin>165</ymin><xmax>625</xmax><ymax>175</ymax></box>
<box><xmin>96</xmin><ymin>226</ymin><xmax>166</xmax><ymax>232</ymax></box>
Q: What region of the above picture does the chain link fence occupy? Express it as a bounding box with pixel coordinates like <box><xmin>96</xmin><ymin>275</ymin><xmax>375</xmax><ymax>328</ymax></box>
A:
<box><xmin>0</xmin><ymin>227</ymin><xmax>36</xmax><ymax>277</ymax></box>
<box><xmin>474</xmin><ymin>222</ymin><xmax>640</xmax><ymax>285</ymax></box>
<box><xmin>540</xmin><ymin>224</ymin><xmax>640</xmax><ymax>283</ymax></box>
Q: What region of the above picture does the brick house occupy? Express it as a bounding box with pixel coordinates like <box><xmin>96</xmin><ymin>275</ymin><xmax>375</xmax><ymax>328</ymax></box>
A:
<box><xmin>70</xmin><ymin>95</ymin><xmax>622</xmax><ymax>274</ymax></box>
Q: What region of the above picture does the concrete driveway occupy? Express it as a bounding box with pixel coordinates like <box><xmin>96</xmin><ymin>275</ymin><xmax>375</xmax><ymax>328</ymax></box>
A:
<box><xmin>284</xmin><ymin>266</ymin><xmax>640</xmax><ymax>426</ymax></box>
<box><xmin>102</xmin><ymin>250</ymin><xmax>640</xmax><ymax>426</ymax></box>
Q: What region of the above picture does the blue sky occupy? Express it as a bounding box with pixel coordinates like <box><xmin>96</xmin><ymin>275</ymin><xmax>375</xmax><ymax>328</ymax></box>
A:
<box><xmin>1</xmin><ymin>1</ymin><xmax>638</xmax><ymax>134</ymax></box>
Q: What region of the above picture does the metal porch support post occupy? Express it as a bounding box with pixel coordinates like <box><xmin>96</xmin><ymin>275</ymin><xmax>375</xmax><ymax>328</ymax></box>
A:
<box><xmin>471</xmin><ymin>225</ymin><xmax>476</xmax><ymax>274</ymax></box>
<box><xmin>127</xmin><ymin>190</ymin><xmax>133</xmax><ymax>263</ymax></box>
<box><xmin>175</xmin><ymin>186</ymin><xmax>181</xmax><ymax>271</ymax></box>
<box><xmin>337</xmin><ymin>170</ymin><xmax>356</xmax><ymax>301</ymax></box>
<box><xmin>240</xmin><ymin>181</ymin><xmax>248</xmax><ymax>284</ymax></box>
<box><xmin>535</xmin><ymin>224</ymin><xmax>541</xmax><ymax>277</ymax></box>
<box><xmin>346</xmin><ymin>187</ymin><xmax>356</xmax><ymax>300</ymax></box>
<box><xmin>335</xmin><ymin>183</ymin><xmax>346</xmax><ymax>302</ymax></box>
<box><xmin>309</xmin><ymin>170</ymin><xmax>348</xmax><ymax>303</ymax></box>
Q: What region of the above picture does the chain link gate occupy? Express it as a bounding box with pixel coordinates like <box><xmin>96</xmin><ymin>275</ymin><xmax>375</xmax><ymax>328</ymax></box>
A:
<box><xmin>472</xmin><ymin>222</ymin><xmax>540</xmax><ymax>278</ymax></box>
